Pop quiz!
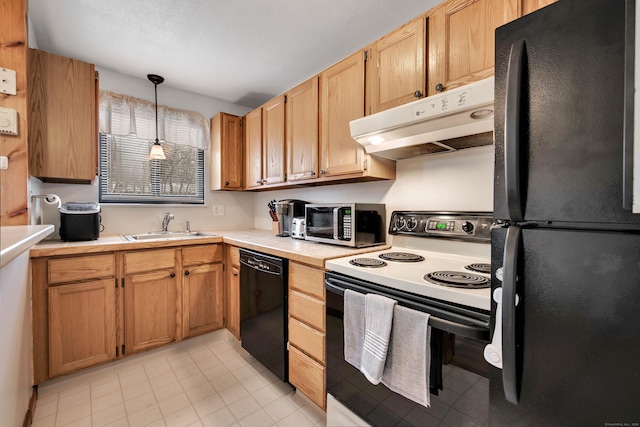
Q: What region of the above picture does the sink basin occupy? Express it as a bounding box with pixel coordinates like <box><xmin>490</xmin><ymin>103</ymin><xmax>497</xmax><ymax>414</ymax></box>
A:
<box><xmin>123</xmin><ymin>231</ymin><xmax>218</xmax><ymax>241</ymax></box>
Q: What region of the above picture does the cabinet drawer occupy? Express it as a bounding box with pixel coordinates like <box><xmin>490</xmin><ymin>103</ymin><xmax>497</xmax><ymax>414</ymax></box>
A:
<box><xmin>182</xmin><ymin>244</ymin><xmax>223</xmax><ymax>266</ymax></box>
<box><xmin>289</xmin><ymin>290</ymin><xmax>325</xmax><ymax>332</ymax></box>
<box><xmin>228</xmin><ymin>246</ymin><xmax>240</xmax><ymax>267</ymax></box>
<box><xmin>289</xmin><ymin>345</ymin><xmax>326</xmax><ymax>409</ymax></box>
<box><xmin>124</xmin><ymin>249</ymin><xmax>175</xmax><ymax>275</ymax></box>
<box><xmin>289</xmin><ymin>317</ymin><xmax>325</xmax><ymax>364</ymax></box>
<box><xmin>48</xmin><ymin>254</ymin><xmax>116</xmax><ymax>284</ymax></box>
<box><xmin>289</xmin><ymin>262</ymin><xmax>324</xmax><ymax>299</ymax></box>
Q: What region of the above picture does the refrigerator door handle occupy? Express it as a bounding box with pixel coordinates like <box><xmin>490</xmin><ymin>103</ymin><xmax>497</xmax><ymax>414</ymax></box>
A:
<box><xmin>503</xmin><ymin>225</ymin><xmax>521</xmax><ymax>404</ymax></box>
<box><xmin>505</xmin><ymin>40</ymin><xmax>526</xmax><ymax>222</ymax></box>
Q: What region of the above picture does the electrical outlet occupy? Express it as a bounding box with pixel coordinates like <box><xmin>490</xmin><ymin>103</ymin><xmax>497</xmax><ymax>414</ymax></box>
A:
<box><xmin>212</xmin><ymin>205</ymin><xmax>224</xmax><ymax>216</ymax></box>
<box><xmin>0</xmin><ymin>156</ymin><xmax>8</xmax><ymax>170</ymax></box>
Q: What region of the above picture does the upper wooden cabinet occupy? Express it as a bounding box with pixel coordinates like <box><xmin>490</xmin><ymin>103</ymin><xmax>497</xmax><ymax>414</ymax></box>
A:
<box><xmin>286</xmin><ymin>77</ymin><xmax>319</xmax><ymax>182</ymax></box>
<box><xmin>211</xmin><ymin>112</ymin><xmax>243</xmax><ymax>190</ymax></box>
<box><xmin>244</xmin><ymin>107</ymin><xmax>263</xmax><ymax>189</ymax></box>
<box><xmin>320</xmin><ymin>51</ymin><xmax>395</xmax><ymax>181</ymax></box>
<box><xmin>518</xmin><ymin>0</ymin><xmax>557</xmax><ymax>16</ymax></box>
<box><xmin>427</xmin><ymin>0</ymin><xmax>518</xmax><ymax>96</ymax></box>
<box><xmin>365</xmin><ymin>15</ymin><xmax>426</xmax><ymax>114</ymax></box>
<box><xmin>262</xmin><ymin>96</ymin><xmax>286</xmax><ymax>185</ymax></box>
<box><xmin>28</xmin><ymin>48</ymin><xmax>98</xmax><ymax>183</ymax></box>
<box><xmin>320</xmin><ymin>51</ymin><xmax>366</xmax><ymax>177</ymax></box>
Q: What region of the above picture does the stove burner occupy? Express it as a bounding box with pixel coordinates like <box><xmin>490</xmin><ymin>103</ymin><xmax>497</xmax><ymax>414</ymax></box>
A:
<box><xmin>424</xmin><ymin>271</ymin><xmax>490</xmax><ymax>288</ymax></box>
<box><xmin>379</xmin><ymin>252</ymin><xmax>425</xmax><ymax>262</ymax></box>
<box><xmin>465</xmin><ymin>263</ymin><xmax>491</xmax><ymax>274</ymax></box>
<box><xmin>349</xmin><ymin>258</ymin><xmax>387</xmax><ymax>268</ymax></box>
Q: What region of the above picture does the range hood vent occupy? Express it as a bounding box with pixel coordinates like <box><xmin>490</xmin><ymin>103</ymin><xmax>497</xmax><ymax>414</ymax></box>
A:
<box><xmin>350</xmin><ymin>77</ymin><xmax>495</xmax><ymax>160</ymax></box>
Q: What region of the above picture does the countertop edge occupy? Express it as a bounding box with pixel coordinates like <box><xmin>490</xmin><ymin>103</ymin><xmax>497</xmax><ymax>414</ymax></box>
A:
<box><xmin>1</xmin><ymin>225</ymin><xmax>55</xmax><ymax>269</ymax></box>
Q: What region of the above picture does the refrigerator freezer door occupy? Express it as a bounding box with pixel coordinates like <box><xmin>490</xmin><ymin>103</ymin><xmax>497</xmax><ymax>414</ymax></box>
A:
<box><xmin>490</xmin><ymin>227</ymin><xmax>640</xmax><ymax>426</ymax></box>
<box><xmin>494</xmin><ymin>0</ymin><xmax>640</xmax><ymax>226</ymax></box>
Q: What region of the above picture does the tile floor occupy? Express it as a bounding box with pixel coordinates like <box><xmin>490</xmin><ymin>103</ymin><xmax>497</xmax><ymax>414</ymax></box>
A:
<box><xmin>31</xmin><ymin>329</ymin><xmax>327</xmax><ymax>427</ymax></box>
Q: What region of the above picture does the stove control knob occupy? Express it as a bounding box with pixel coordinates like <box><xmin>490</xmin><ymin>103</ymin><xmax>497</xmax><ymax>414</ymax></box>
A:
<box><xmin>406</xmin><ymin>217</ymin><xmax>418</xmax><ymax>231</ymax></box>
<box><xmin>395</xmin><ymin>217</ymin><xmax>406</xmax><ymax>231</ymax></box>
<box><xmin>461</xmin><ymin>221</ymin><xmax>474</xmax><ymax>234</ymax></box>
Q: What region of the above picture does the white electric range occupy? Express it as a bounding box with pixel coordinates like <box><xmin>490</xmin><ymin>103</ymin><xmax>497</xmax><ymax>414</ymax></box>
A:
<box><xmin>325</xmin><ymin>211</ymin><xmax>493</xmax><ymax>312</ymax></box>
<box><xmin>324</xmin><ymin>211</ymin><xmax>494</xmax><ymax>427</ymax></box>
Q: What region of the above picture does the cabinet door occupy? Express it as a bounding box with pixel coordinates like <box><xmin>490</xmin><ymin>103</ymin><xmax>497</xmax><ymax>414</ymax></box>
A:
<box><xmin>262</xmin><ymin>96</ymin><xmax>286</xmax><ymax>185</ymax></box>
<box><xmin>211</xmin><ymin>112</ymin><xmax>243</xmax><ymax>190</ymax></box>
<box><xmin>183</xmin><ymin>263</ymin><xmax>224</xmax><ymax>337</ymax></box>
<box><xmin>366</xmin><ymin>15</ymin><xmax>426</xmax><ymax>114</ymax></box>
<box><xmin>519</xmin><ymin>0</ymin><xmax>556</xmax><ymax>16</ymax></box>
<box><xmin>320</xmin><ymin>50</ymin><xmax>366</xmax><ymax>177</ymax></box>
<box><xmin>286</xmin><ymin>77</ymin><xmax>319</xmax><ymax>182</ymax></box>
<box><xmin>124</xmin><ymin>269</ymin><xmax>177</xmax><ymax>354</ymax></box>
<box><xmin>28</xmin><ymin>48</ymin><xmax>97</xmax><ymax>183</ymax></box>
<box><xmin>48</xmin><ymin>279</ymin><xmax>116</xmax><ymax>377</ymax></box>
<box><xmin>289</xmin><ymin>346</ymin><xmax>326</xmax><ymax>409</ymax></box>
<box><xmin>244</xmin><ymin>107</ymin><xmax>263</xmax><ymax>189</ymax></box>
<box><xmin>427</xmin><ymin>0</ymin><xmax>518</xmax><ymax>96</ymax></box>
<box><xmin>226</xmin><ymin>265</ymin><xmax>240</xmax><ymax>340</ymax></box>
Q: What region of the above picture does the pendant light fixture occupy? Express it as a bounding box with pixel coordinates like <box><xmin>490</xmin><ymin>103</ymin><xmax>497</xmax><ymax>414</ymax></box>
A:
<box><xmin>148</xmin><ymin>73</ymin><xmax>166</xmax><ymax>160</ymax></box>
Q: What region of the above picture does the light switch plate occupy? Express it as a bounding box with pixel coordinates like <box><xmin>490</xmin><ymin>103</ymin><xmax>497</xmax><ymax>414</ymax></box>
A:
<box><xmin>0</xmin><ymin>68</ymin><xmax>17</xmax><ymax>95</ymax></box>
<box><xmin>0</xmin><ymin>107</ymin><xmax>18</xmax><ymax>135</ymax></box>
<box><xmin>0</xmin><ymin>156</ymin><xmax>8</xmax><ymax>170</ymax></box>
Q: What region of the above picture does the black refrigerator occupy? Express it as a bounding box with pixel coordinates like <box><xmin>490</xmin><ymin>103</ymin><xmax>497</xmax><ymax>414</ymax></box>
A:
<box><xmin>490</xmin><ymin>0</ymin><xmax>640</xmax><ymax>425</ymax></box>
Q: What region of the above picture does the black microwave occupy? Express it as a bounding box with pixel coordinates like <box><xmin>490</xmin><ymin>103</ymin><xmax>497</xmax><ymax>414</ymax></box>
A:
<box><xmin>304</xmin><ymin>203</ymin><xmax>386</xmax><ymax>248</ymax></box>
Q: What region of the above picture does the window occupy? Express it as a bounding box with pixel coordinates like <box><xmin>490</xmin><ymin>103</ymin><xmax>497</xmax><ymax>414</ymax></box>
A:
<box><xmin>99</xmin><ymin>134</ymin><xmax>205</xmax><ymax>204</ymax></box>
<box><xmin>98</xmin><ymin>90</ymin><xmax>209</xmax><ymax>204</ymax></box>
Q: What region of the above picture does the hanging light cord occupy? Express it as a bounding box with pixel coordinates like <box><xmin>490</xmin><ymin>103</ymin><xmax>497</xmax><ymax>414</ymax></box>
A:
<box><xmin>154</xmin><ymin>81</ymin><xmax>159</xmax><ymax>143</ymax></box>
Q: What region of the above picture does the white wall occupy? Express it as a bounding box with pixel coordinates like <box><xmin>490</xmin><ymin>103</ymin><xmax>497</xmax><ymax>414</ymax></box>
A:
<box><xmin>36</xmin><ymin>69</ymin><xmax>255</xmax><ymax>236</ymax></box>
<box><xmin>0</xmin><ymin>252</ymin><xmax>33</xmax><ymax>427</ymax></box>
<box><xmin>253</xmin><ymin>145</ymin><xmax>494</xmax><ymax>230</ymax></box>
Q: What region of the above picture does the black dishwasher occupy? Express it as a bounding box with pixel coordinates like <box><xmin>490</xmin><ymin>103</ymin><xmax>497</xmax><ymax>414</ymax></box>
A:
<box><xmin>239</xmin><ymin>249</ymin><xmax>288</xmax><ymax>382</ymax></box>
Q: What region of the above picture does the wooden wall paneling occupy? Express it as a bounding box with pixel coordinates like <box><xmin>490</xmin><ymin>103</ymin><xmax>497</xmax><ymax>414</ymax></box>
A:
<box><xmin>0</xmin><ymin>0</ymin><xmax>29</xmax><ymax>225</ymax></box>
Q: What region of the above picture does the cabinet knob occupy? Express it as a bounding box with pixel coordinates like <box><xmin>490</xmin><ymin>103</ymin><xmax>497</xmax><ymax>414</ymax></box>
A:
<box><xmin>435</xmin><ymin>83</ymin><xmax>444</xmax><ymax>92</ymax></box>
<box><xmin>413</xmin><ymin>90</ymin><xmax>422</xmax><ymax>98</ymax></box>
<box><xmin>184</xmin><ymin>271</ymin><xmax>190</xmax><ymax>276</ymax></box>
<box><xmin>233</xmin><ymin>272</ymin><xmax>239</xmax><ymax>277</ymax></box>
<box><xmin>310</xmin><ymin>171</ymin><xmax>316</xmax><ymax>176</ymax></box>
<box><xmin>320</xmin><ymin>170</ymin><xmax>326</xmax><ymax>175</ymax></box>
<box><xmin>170</xmin><ymin>272</ymin><xmax>176</xmax><ymax>278</ymax></box>
<box><xmin>224</xmin><ymin>181</ymin><xmax>229</xmax><ymax>186</ymax></box>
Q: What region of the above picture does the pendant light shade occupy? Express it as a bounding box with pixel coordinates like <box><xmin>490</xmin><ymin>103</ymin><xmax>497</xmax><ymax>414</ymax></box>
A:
<box><xmin>148</xmin><ymin>74</ymin><xmax>166</xmax><ymax>160</ymax></box>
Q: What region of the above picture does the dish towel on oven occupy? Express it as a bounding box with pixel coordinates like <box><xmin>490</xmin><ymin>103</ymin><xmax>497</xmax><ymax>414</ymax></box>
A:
<box><xmin>343</xmin><ymin>289</ymin><xmax>366</xmax><ymax>368</ymax></box>
<box><xmin>360</xmin><ymin>293</ymin><xmax>397</xmax><ymax>384</ymax></box>
<box><xmin>382</xmin><ymin>305</ymin><xmax>432</xmax><ymax>408</ymax></box>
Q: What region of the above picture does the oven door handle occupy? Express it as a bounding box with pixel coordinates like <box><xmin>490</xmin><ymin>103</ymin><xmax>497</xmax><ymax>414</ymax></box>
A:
<box><xmin>326</xmin><ymin>278</ymin><xmax>489</xmax><ymax>341</ymax></box>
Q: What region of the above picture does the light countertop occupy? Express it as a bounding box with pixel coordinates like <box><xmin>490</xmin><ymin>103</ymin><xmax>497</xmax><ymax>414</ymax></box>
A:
<box><xmin>31</xmin><ymin>229</ymin><xmax>390</xmax><ymax>268</ymax></box>
<box><xmin>1</xmin><ymin>225</ymin><xmax>55</xmax><ymax>269</ymax></box>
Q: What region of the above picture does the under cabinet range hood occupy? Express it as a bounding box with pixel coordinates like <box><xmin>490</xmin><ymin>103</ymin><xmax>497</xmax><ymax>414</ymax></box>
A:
<box><xmin>350</xmin><ymin>77</ymin><xmax>495</xmax><ymax>160</ymax></box>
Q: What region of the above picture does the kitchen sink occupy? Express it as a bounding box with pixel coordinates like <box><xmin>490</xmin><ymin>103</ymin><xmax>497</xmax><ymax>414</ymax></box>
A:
<box><xmin>123</xmin><ymin>231</ymin><xmax>218</xmax><ymax>241</ymax></box>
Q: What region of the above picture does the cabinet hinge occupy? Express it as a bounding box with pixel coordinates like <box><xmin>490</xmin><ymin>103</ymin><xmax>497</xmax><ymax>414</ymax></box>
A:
<box><xmin>284</xmin><ymin>95</ymin><xmax>287</xmax><ymax>104</ymax></box>
<box><xmin>95</xmin><ymin>70</ymin><xmax>99</xmax><ymax>80</ymax></box>
<box><xmin>116</xmin><ymin>346</ymin><xmax>119</xmax><ymax>357</ymax></box>
<box><xmin>364</xmin><ymin>50</ymin><xmax>369</xmax><ymax>62</ymax></box>
<box><xmin>122</xmin><ymin>345</ymin><xmax>125</xmax><ymax>355</ymax></box>
<box><xmin>121</xmin><ymin>278</ymin><xmax>125</xmax><ymax>288</ymax></box>
<box><xmin>115</xmin><ymin>278</ymin><xmax>118</xmax><ymax>288</ymax></box>
<box><xmin>363</xmin><ymin>158</ymin><xmax>368</xmax><ymax>171</ymax></box>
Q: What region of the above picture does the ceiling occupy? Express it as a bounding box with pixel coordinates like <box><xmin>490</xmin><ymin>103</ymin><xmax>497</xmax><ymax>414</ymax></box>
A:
<box><xmin>28</xmin><ymin>0</ymin><xmax>443</xmax><ymax>109</ymax></box>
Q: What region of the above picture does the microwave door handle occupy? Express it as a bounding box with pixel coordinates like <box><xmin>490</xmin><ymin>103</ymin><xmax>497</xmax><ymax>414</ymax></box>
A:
<box><xmin>333</xmin><ymin>208</ymin><xmax>339</xmax><ymax>239</ymax></box>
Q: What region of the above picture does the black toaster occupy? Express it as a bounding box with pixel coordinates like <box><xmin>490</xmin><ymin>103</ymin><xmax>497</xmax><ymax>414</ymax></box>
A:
<box><xmin>59</xmin><ymin>202</ymin><xmax>101</xmax><ymax>241</ymax></box>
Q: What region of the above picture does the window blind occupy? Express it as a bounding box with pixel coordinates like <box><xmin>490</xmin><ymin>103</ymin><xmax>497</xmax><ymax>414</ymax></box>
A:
<box><xmin>99</xmin><ymin>134</ymin><xmax>204</xmax><ymax>204</ymax></box>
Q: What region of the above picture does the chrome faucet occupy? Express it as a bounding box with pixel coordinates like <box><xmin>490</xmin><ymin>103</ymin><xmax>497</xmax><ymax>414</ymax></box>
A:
<box><xmin>162</xmin><ymin>212</ymin><xmax>174</xmax><ymax>232</ymax></box>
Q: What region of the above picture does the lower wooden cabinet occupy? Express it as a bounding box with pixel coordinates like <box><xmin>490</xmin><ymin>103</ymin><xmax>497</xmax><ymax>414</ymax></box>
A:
<box><xmin>124</xmin><ymin>269</ymin><xmax>178</xmax><ymax>354</ymax></box>
<box><xmin>288</xmin><ymin>261</ymin><xmax>327</xmax><ymax>409</ymax></box>
<box><xmin>32</xmin><ymin>243</ymin><xmax>226</xmax><ymax>383</ymax></box>
<box><xmin>225</xmin><ymin>245</ymin><xmax>241</xmax><ymax>339</ymax></box>
<box><xmin>48</xmin><ymin>279</ymin><xmax>116</xmax><ymax>377</ymax></box>
<box><xmin>289</xmin><ymin>346</ymin><xmax>326</xmax><ymax>409</ymax></box>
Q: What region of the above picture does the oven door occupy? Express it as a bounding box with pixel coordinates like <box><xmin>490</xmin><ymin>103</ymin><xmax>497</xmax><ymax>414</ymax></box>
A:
<box><xmin>325</xmin><ymin>272</ymin><xmax>490</xmax><ymax>427</ymax></box>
